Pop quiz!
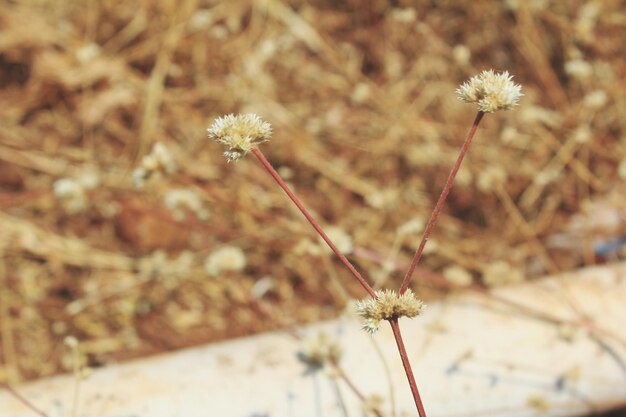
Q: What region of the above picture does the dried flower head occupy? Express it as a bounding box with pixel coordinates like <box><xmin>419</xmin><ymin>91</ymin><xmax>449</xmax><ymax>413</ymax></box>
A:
<box><xmin>207</xmin><ymin>113</ymin><xmax>272</xmax><ymax>161</ymax></box>
<box><xmin>355</xmin><ymin>289</ymin><xmax>424</xmax><ymax>334</ymax></box>
<box><xmin>457</xmin><ymin>70</ymin><xmax>523</xmax><ymax>113</ymax></box>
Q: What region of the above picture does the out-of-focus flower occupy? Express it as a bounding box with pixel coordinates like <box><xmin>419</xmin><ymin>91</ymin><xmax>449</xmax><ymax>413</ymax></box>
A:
<box><xmin>397</xmin><ymin>217</ymin><xmax>425</xmax><ymax>236</ymax></box>
<box><xmin>482</xmin><ymin>260</ymin><xmax>524</xmax><ymax>287</ymax></box>
<box><xmin>457</xmin><ymin>70</ymin><xmax>523</xmax><ymax>113</ymax></box>
<box><xmin>132</xmin><ymin>143</ymin><xmax>177</xmax><ymax>187</ymax></box>
<box><xmin>350</xmin><ymin>82</ymin><xmax>371</xmax><ymax>104</ymax></box>
<box><xmin>164</xmin><ymin>188</ymin><xmax>208</xmax><ymax>220</ymax></box>
<box><xmin>75</xmin><ymin>43</ymin><xmax>101</xmax><ymax>63</ymax></box>
<box><xmin>443</xmin><ymin>265</ymin><xmax>473</xmax><ymax>287</ymax></box>
<box><xmin>365</xmin><ymin>188</ymin><xmax>399</xmax><ymax>209</ymax></box>
<box><xmin>298</xmin><ymin>332</ymin><xmax>342</xmax><ymax>369</ymax></box>
<box><xmin>452</xmin><ymin>45</ymin><xmax>471</xmax><ymax>66</ymax></box>
<box><xmin>389</xmin><ymin>7</ymin><xmax>417</xmax><ymax>23</ymax></box>
<box><xmin>520</xmin><ymin>106</ymin><xmax>562</xmax><ymax>128</ymax></box>
<box><xmin>54</xmin><ymin>178</ymin><xmax>88</xmax><ymax>214</ymax></box>
<box><xmin>204</xmin><ymin>245</ymin><xmax>246</xmax><ymax>276</ymax></box>
<box><xmin>477</xmin><ymin>165</ymin><xmax>507</xmax><ymax>192</ymax></box>
<box><xmin>207</xmin><ymin>113</ymin><xmax>272</xmax><ymax>162</ymax></box>
<box><xmin>136</xmin><ymin>250</ymin><xmax>195</xmax><ymax>289</ymax></box>
<box><xmin>583</xmin><ymin>90</ymin><xmax>608</xmax><ymax>110</ymax></box>
<box><xmin>564</xmin><ymin>59</ymin><xmax>593</xmax><ymax>80</ymax></box>
<box><xmin>53</xmin><ymin>168</ymin><xmax>101</xmax><ymax>214</ymax></box>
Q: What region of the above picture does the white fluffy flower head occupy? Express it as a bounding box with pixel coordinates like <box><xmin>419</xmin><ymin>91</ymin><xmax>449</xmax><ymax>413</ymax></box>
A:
<box><xmin>355</xmin><ymin>289</ymin><xmax>424</xmax><ymax>334</ymax></box>
<box><xmin>456</xmin><ymin>70</ymin><xmax>523</xmax><ymax>113</ymax></box>
<box><xmin>207</xmin><ymin>113</ymin><xmax>272</xmax><ymax>161</ymax></box>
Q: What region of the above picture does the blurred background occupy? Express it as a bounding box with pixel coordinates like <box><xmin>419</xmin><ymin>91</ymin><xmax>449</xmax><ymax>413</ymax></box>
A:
<box><xmin>0</xmin><ymin>0</ymin><xmax>625</xmax><ymax>386</ymax></box>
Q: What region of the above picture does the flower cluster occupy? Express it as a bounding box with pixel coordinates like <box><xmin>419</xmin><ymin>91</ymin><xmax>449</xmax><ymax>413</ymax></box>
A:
<box><xmin>355</xmin><ymin>289</ymin><xmax>424</xmax><ymax>334</ymax></box>
<box><xmin>207</xmin><ymin>113</ymin><xmax>272</xmax><ymax>161</ymax></box>
<box><xmin>456</xmin><ymin>70</ymin><xmax>523</xmax><ymax>113</ymax></box>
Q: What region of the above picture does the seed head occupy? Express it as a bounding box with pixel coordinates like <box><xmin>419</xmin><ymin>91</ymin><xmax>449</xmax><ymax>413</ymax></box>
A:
<box><xmin>355</xmin><ymin>289</ymin><xmax>424</xmax><ymax>334</ymax></box>
<box><xmin>456</xmin><ymin>70</ymin><xmax>523</xmax><ymax>113</ymax></box>
<box><xmin>207</xmin><ymin>113</ymin><xmax>272</xmax><ymax>161</ymax></box>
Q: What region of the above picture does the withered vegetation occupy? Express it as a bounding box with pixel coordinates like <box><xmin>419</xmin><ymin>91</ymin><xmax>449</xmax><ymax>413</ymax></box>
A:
<box><xmin>0</xmin><ymin>0</ymin><xmax>625</xmax><ymax>381</ymax></box>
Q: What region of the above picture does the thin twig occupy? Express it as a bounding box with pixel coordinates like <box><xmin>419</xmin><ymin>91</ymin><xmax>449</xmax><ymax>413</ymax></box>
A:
<box><xmin>0</xmin><ymin>382</ymin><xmax>49</xmax><ymax>417</ymax></box>
<box><xmin>388</xmin><ymin>318</ymin><xmax>427</xmax><ymax>417</ymax></box>
<box><xmin>252</xmin><ymin>147</ymin><xmax>376</xmax><ymax>298</ymax></box>
<box><xmin>332</xmin><ymin>360</ymin><xmax>386</xmax><ymax>417</ymax></box>
<box><xmin>400</xmin><ymin>111</ymin><xmax>484</xmax><ymax>295</ymax></box>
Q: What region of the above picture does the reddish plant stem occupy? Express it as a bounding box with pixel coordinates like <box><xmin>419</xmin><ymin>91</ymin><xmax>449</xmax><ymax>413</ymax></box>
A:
<box><xmin>388</xmin><ymin>318</ymin><xmax>427</xmax><ymax>417</ymax></box>
<box><xmin>1</xmin><ymin>382</ymin><xmax>49</xmax><ymax>417</ymax></box>
<box><xmin>400</xmin><ymin>111</ymin><xmax>485</xmax><ymax>294</ymax></box>
<box><xmin>252</xmin><ymin>148</ymin><xmax>377</xmax><ymax>298</ymax></box>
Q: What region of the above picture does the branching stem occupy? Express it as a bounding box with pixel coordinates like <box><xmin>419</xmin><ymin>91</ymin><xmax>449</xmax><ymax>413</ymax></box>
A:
<box><xmin>252</xmin><ymin>148</ymin><xmax>376</xmax><ymax>298</ymax></box>
<box><xmin>400</xmin><ymin>111</ymin><xmax>485</xmax><ymax>294</ymax></box>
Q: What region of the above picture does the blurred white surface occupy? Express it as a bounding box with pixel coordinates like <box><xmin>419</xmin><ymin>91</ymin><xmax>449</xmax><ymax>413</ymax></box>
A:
<box><xmin>2</xmin><ymin>263</ymin><xmax>626</xmax><ymax>417</ymax></box>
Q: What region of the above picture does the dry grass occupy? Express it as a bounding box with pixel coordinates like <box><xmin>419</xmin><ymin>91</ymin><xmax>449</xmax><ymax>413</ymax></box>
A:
<box><xmin>1</xmin><ymin>0</ymin><xmax>625</xmax><ymax>382</ymax></box>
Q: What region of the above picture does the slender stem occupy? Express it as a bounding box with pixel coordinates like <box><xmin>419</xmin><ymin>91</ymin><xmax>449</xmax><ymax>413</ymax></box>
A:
<box><xmin>0</xmin><ymin>382</ymin><xmax>49</xmax><ymax>417</ymax></box>
<box><xmin>388</xmin><ymin>318</ymin><xmax>427</xmax><ymax>417</ymax></box>
<box><xmin>400</xmin><ymin>111</ymin><xmax>485</xmax><ymax>294</ymax></box>
<box><xmin>252</xmin><ymin>148</ymin><xmax>376</xmax><ymax>298</ymax></box>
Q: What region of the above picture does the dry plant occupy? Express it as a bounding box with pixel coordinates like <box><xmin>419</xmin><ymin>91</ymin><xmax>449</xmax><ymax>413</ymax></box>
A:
<box><xmin>207</xmin><ymin>69</ymin><xmax>523</xmax><ymax>416</ymax></box>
